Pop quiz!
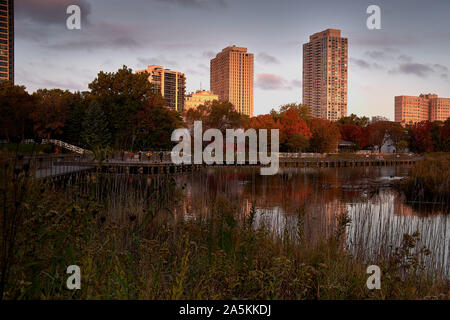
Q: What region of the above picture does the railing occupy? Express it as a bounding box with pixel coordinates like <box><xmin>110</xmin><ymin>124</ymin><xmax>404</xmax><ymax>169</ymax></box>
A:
<box><xmin>42</xmin><ymin>139</ymin><xmax>90</xmax><ymax>155</ymax></box>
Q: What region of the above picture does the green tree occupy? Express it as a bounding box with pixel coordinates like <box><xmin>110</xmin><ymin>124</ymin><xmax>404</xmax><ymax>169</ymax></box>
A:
<box><xmin>88</xmin><ymin>65</ymin><xmax>154</xmax><ymax>148</ymax></box>
<box><xmin>337</xmin><ymin>114</ymin><xmax>370</xmax><ymax>127</ymax></box>
<box><xmin>82</xmin><ymin>101</ymin><xmax>112</xmax><ymax>149</ymax></box>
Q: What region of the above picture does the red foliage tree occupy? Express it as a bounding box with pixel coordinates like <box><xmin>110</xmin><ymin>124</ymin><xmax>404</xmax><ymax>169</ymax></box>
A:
<box><xmin>279</xmin><ymin>108</ymin><xmax>312</xmax><ymax>143</ymax></box>
<box><xmin>308</xmin><ymin>118</ymin><xmax>340</xmax><ymax>153</ymax></box>
<box><xmin>409</xmin><ymin>121</ymin><xmax>434</xmax><ymax>153</ymax></box>
<box><xmin>340</xmin><ymin>124</ymin><xmax>367</xmax><ymax>148</ymax></box>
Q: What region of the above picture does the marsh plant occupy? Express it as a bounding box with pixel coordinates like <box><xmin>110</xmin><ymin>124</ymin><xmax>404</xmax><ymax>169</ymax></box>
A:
<box><xmin>0</xmin><ymin>154</ymin><xmax>448</xmax><ymax>300</ymax></box>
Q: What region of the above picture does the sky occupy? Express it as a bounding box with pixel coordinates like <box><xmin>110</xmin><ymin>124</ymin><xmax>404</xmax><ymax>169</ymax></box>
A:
<box><xmin>15</xmin><ymin>0</ymin><xmax>450</xmax><ymax>119</ymax></box>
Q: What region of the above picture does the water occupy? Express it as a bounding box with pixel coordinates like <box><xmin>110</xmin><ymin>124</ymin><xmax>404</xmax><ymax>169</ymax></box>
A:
<box><xmin>173</xmin><ymin>166</ymin><xmax>449</xmax><ymax>277</ymax></box>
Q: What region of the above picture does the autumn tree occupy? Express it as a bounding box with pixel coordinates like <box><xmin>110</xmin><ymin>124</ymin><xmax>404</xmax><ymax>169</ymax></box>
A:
<box><xmin>408</xmin><ymin>121</ymin><xmax>434</xmax><ymax>153</ymax></box>
<box><xmin>279</xmin><ymin>108</ymin><xmax>311</xmax><ymax>151</ymax></box>
<box><xmin>440</xmin><ymin>118</ymin><xmax>450</xmax><ymax>151</ymax></box>
<box><xmin>133</xmin><ymin>96</ymin><xmax>184</xmax><ymax>151</ymax></box>
<box><xmin>339</xmin><ymin>124</ymin><xmax>367</xmax><ymax>149</ymax></box>
<box><xmin>308</xmin><ymin>118</ymin><xmax>340</xmax><ymax>153</ymax></box>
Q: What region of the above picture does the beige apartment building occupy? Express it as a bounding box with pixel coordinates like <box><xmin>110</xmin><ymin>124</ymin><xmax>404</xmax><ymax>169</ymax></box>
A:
<box><xmin>0</xmin><ymin>0</ymin><xmax>14</xmax><ymax>82</ymax></box>
<box><xmin>395</xmin><ymin>93</ymin><xmax>450</xmax><ymax>125</ymax></box>
<box><xmin>136</xmin><ymin>65</ymin><xmax>186</xmax><ymax>112</ymax></box>
<box><xmin>184</xmin><ymin>90</ymin><xmax>219</xmax><ymax>111</ymax></box>
<box><xmin>302</xmin><ymin>29</ymin><xmax>348</xmax><ymax>121</ymax></box>
<box><xmin>210</xmin><ymin>46</ymin><xmax>254</xmax><ymax>117</ymax></box>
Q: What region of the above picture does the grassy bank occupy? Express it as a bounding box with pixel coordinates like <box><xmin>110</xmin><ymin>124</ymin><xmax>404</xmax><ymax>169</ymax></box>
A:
<box><xmin>0</xmin><ymin>157</ymin><xmax>448</xmax><ymax>300</ymax></box>
<box><xmin>398</xmin><ymin>153</ymin><xmax>450</xmax><ymax>205</ymax></box>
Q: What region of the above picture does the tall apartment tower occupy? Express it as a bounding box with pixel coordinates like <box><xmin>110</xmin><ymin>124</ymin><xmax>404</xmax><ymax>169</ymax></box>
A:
<box><xmin>136</xmin><ymin>65</ymin><xmax>186</xmax><ymax>112</ymax></box>
<box><xmin>303</xmin><ymin>29</ymin><xmax>348</xmax><ymax>121</ymax></box>
<box><xmin>395</xmin><ymin>93</ymin><xmax>450</xmax><ymax>125</ymax></box>
<box><xmin>0</xmin><ymin>0</ymin><xmax>14</xmax><ymax>82</ymax></box>
<box><xmin>210</xmin><ymin>46</ymin><xmax>254</xmax><ymax>117</ymax></box>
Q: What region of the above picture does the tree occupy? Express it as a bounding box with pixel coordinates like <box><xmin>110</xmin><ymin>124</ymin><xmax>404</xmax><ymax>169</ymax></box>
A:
<box><xmin>440</xmin><ymin>118</ymin><xmax>450</xmax><ymax>151</ymax></box>
<box><xmin>247</xmin><ymin>114</ymin><xmax>279</xmax><ymax>130</ymax></box>
<box><xmin>64</xmin><ymin>91</ymin><xmax>88</xmax><ymax>146</ymax></box>
<box><xmin>340</xmin><ymin>124</ymin><xmax>367</xmax><ymax>149</ymax></box>
<box><xmin>279</xmin><ymin>108</ymin><xmax>311</xmax><ymax>148</ymax></box>
<box><xmin>88</xmin><ymin>65</ymin><xmax>155</xmax><ymax>148</ymax></box>
<box><xmin>82</xmin><ymin>101</ymin><xmax>112</xmax><ymax>149</ymax></box>
<box><xmin>31</xmin><ymin>89</ymin><xmax>71</xmax><ymax>139</ymax></box>
<box><xmin>0</xmin><ymin>82</ymin><xmax>34</xmax><ymax>142</ymax></box>
<box><xmin>408</xmin><ymin>121</ymin><xmax>434</xmax><ymax>153</ymax></box>
<box><xmin>308</xmin><ymin>118</ymin><xmax>340</xmax><ymax>153</ymax></box>
<box><xmin>133</xmin><ymin>96</ymin><xmax>184</xmax><ymax>151</ymax></box>
<box><xmin>285</xmin><ymin>133</ymin><xmax>309</xmax><ymax>152</ymax></box>
<box><xmin>279</xmin><ymin>103</ymin><xmax>311</xmax><ymax>120</ymax></box>
<box><xmin>337</xmin><ymin>113</ymin><xmax>370</xmax><ymax>127</ymax></box>
<box><xmin>185</xmin><ymin>100</ymin><xmax>246</xmax><ymax>133</ymax></box>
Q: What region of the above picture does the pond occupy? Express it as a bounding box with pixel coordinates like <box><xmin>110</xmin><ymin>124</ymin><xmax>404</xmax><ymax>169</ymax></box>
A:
<box><xmin>173</xmin><ymin>166</ymin><xmax>449</xmax><ymax>277</ymax></box>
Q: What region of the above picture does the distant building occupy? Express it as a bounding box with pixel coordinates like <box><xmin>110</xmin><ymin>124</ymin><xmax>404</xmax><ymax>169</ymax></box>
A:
<box><xmin>210</xmin><ymin>46</ymin><xmax>254</xmax><ymax>117</ymax></box>
<box><xmin>136</xmin><ymin>65</ymin><xmax>186</xmax><ymax>112</ymax></box>
<box><xmin>303</xmin><ymin>29</ymin><xmax>348</xmax><ymax>121</ymax></box>
<box><xmin>0</xmin><ymin>0</ymin><xmax>14</xmax><ymax>83</ymax></box>
<box><xmin>371</xmin><ymin>116</ymin><xmax>389</xmax><ymax>123</ymax></box>
<box><xmin>395</xmin><ymin>93</ymin><xmax>450</xmax><ymax>125</ymax></box>
<box><xmin>184</xmin><ymin>90</ymin><xmax>219</xmax><ymax>111</ymax></box>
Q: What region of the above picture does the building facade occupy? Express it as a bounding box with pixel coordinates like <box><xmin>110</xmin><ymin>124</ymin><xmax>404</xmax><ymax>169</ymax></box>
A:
<box><xmin>210</xmin><ymin>46</ymin><xmax>254</xmax><ymax>117</ymax></box>
<box><xmin>136</xmin><ymin>65</ymin><xmax>186</xmax><ymax>112</ymax></box>
<box><xmin>184</xmin><ymin>90</ymin><xmax>219</xmax><ymax>111</ymax></box>
<box><xmin>302</xmin><ymin>29</ymin><xmax>348</xmax><ymax>121</ymax></box>
<box><xmin>0</xmin><ymin>0</ymin><xmax>13</xmax><ymax>82</ymax></box>
<box><xmin>395</xmin><ymin>93</ymin><xmax>450</xmax><ymax>125</ymax></box>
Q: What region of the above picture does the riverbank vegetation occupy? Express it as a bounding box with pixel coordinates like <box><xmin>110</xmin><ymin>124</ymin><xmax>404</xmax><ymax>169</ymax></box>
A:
<box><xmin>398</xmin><ymin>153</ymin><xmax>450</xmax><ymax>205</ymax></box>
<box><xmin>1</xmin><ymin>158</ymin><xmax>448</xmax><ymax>300</ymax></box>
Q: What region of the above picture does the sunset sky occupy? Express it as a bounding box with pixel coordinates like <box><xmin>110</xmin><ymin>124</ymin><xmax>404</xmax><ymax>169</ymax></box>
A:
<box><xmin>15</xmin><ymin>0</ymin><xmax>450</xmax><ymax>119</ymax></box>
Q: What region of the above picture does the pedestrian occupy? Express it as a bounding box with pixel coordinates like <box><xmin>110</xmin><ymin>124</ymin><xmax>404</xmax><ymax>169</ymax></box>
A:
<box><xmin>159</xmin><ymin>151</ymin><xmax>163</xmax><ymax>163</ymax></box>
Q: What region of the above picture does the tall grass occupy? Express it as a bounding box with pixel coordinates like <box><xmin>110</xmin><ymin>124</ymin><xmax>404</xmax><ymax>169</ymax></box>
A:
<box><xmin>0</xmin><ymin>154</ymin><xmax>449</xmax><ymax>300</ymax></box>
<box><xmin>399</xmin><ymin>154</ymin><xmax>450</xmax><ymax>205</ymax></box>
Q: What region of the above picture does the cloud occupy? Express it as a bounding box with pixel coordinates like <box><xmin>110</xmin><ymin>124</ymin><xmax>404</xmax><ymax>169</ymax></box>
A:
<box><xmin>365</xmin><ymin>50</ymin><xmax>387</xmax><ymax>60</ymax></box>
<box><xmin>44</xmin><ymin>22</ymin><xmax>145</xmax><ymax>51</ymax></box>
<box><xmin>350</xmin><ymin>58</ymin><xmax>371</xmax><ymax>69</ymax></box>
<box><xmin>203</xmin><ymin>51</ymin><xmax>216</xmax><ymax>59</ymax></box>
<box><xmin>137</xmin><ymin>56</ymin><xmax>179</xmax><ymax>68</ymax></box>
<box><xmin>256</xmin><ymin>74</ymin><xmax>292</xmax><ymax>91</ymax></box>
<box><xmin>257</xmin><ymin>52</ymin><xmax>280</xmax><ymax>64</ymax></box>
<box><xmin>389</xmin><ymin>63</ymin><xmax>434</xmax><ymax>77</ymax></box>
<box><xmin>16</xmin><ymin>0</ymin><xmax>92</xmax><ymax>25</ymax></box>
<box><xmin>398</xmin><ymin>54</ymin><xmax>413</xmax><ymax>62</ymax></box>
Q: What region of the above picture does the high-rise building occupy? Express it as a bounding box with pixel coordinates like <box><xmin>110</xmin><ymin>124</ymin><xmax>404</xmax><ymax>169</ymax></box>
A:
<box><xmin>302</xmin><ymin>29</ymin><xmax>348</xmax><ymax>121</ymax></box>
<box><xmin>184</xmin><ymin>90</ymin><xmax>219</xmax><ymax>111</ymax></box>
<box><xmin>395</xmin><ymin>93</ymin><xmax>450</xmax><ymax>125</ymax></box>
<box><xmin>136</xmin><ymin>65</ymin><xmax>186</xmax><ymax>112</ymax></box>
<box><xmin>0</xmin><ymin>0</ymin><xmax>13</xmax><ymax>83</ymax></box>
<box><xmin>210</xmin><ymin>46</ymin><xmax>254</xmax><ymax>117</ymax></box>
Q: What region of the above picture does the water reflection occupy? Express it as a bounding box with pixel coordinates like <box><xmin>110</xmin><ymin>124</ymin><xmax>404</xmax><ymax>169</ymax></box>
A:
<box><xmin>174</xmin><ymin>166</ymin><xmax>449</xmax><ymax>276</ymax></box>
